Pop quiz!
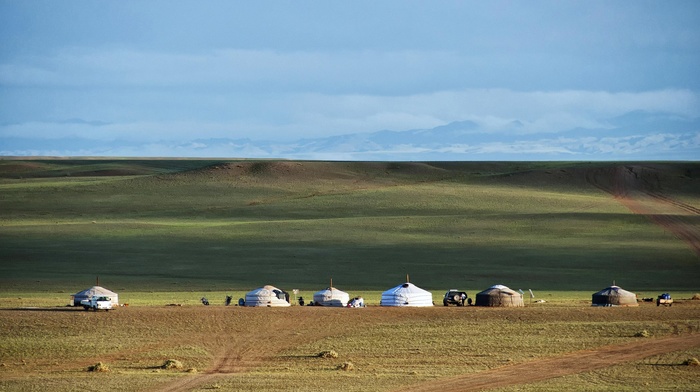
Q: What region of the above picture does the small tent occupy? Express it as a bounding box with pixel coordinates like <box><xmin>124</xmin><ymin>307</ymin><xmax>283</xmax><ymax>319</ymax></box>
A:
<box><xmin>591</xmin><ymin>285</ymin><xmax>638</xmax><ymax>307</ymax></box>
<box><xmin>475</xmin><ymin>285</ymin><xmax>524</xmax><ymax>307</ymax></box>
<box><xmin>70</xmin><ymin>286</ymin><xmax>119</xmax><ymax>307</ymax></box>
<box><xmin>380</xmin><ymin>282</ymin><xmax>433</xmax><ymax>307</ymax></box>
<box><xmin>244</xmin><ymin>285</ymin><xmax>290</xmax><ymax>307</ymax></box>
<box><xmin>313</xmin><ymin>287</ymin><xmax>350</xmax><ymax>307</ymax></box>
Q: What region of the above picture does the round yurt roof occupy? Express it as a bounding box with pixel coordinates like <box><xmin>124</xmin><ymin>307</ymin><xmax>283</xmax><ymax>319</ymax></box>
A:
<box><xmin>248</xmin><ymin>285</ymin><xmax>280</xmax><ymax>293</ymax></box>
<box><xmin>591</xmin><ymin>285</ymin><xmax>638</xmax><ymax>307</ymax></box>
<box><xmin>381</xmin><ymin>282</ymin><xmax>433</xmax><ymax>307</ymax></box>
<box><xmin>313</xmin><ymin>287</ymin><xmax>350</xmax><ymax>307</ymax></box>
<box><xmin>475</xmin><ymin>284</ymin><xmax>524</xmax><ymax>307</ymax></box>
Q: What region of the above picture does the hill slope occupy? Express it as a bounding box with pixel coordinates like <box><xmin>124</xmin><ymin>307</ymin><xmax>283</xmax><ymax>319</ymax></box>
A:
<box><xmin>0</xmin><ymin>159</ymin><xmax>698</xmax><ymax>291</ymax></box>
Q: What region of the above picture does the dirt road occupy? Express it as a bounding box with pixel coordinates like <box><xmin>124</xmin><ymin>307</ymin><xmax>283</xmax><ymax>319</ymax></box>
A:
<box><xmin>586</xmin><ymin>164</ymin><xmax>700</xmax><ymax>256</ymax></box>
<box><xmin>405</xmin><ymin>333</ymin><xmax>700</xmax><ymax>392</ymax></box>
<box><xmin>150</xmin><ymin>310</ymin><xmax>388</xmax><ymax>392</ymax></box>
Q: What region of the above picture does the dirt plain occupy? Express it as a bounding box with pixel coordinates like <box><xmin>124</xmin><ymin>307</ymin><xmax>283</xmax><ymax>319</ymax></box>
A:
<box><xmin>2</xmin><ymin>302</ymin><xmax>700</xmax><ymax>392</ymax></box>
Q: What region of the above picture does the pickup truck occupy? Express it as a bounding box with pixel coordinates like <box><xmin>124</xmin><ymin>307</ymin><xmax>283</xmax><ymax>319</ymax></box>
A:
<box><xmin>81</xmin><ymin>296</ymin><xmax>113</xmax><ymax>311</ymax></box>
<box><xmin>657</xmin><ymin>293</ymin><xmax>673</xmax><ymax>307</ymax></box>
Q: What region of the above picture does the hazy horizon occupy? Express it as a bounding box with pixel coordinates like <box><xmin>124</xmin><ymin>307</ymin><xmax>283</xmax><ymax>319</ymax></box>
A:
<box><xmin>1</xmin><ymin>1</ymin><xmax>699</xmax><ymax>160</ymax></box>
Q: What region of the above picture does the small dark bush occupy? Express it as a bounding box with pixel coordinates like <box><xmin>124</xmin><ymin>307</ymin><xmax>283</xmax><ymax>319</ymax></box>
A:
<box><xmin>318</xmin><ymin>350</ymin><xmax>339</xmax><ymax>359</ymax></box>
<box><xmin>683</xmin><ymin>357</ymin><xmax>700</xmax><ymax>366</ymax></box>
<box><xmin>87</xmin><ymin>362</ymin><xmax>109</xmax><ymax>372</ymax></box>
<box><xmin>161</xmin><ymin>359</ymin><xmax>184</xmax><ymax>370</ymax></box>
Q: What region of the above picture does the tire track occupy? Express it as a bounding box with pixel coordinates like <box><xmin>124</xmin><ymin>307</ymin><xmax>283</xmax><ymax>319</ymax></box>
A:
<box><xmin>585</xmin><ymin>165</ymin><xmax>700</xmax><ymax>257</ymax></box>
<box><xmin>149</xmin><ymin>312</ymin><xmax>367</xmax><ymax>392</ymax></box>
<box><xmin>404</xmin><ymin>333</ymin><xmax>700</xmax><ymax>392</ymax></box>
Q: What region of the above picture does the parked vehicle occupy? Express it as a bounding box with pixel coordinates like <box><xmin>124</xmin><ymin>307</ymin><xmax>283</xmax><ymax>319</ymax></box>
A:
<box><xmin>657</xmin><ymin>293</ymin><xmax>673</xmax><ymax>306</ymax></box>
<box><xmin>443</xmin><ymin>290</ymin><xmax>469</xmax><ymax>306</ymax></box>
<box><xmin>347</xmin><ymin>296</ymin><xmax>365</xmax><ymax>308</ymax></box>
<box><xmin>80</xmin><ymin>296</ymin><xmax>113</xmax><ymax>311</ymax></box>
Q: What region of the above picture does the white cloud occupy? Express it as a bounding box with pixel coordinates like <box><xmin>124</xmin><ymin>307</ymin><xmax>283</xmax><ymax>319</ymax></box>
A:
<box><xmin>2</xmin><ymin>88</ymin><xmax>698</xmax><ymax>143</ymax></box>
<box><xmin>285</xmin><ymin>89</ymin><xmax>699</xmax><ymax>137</ymax></box>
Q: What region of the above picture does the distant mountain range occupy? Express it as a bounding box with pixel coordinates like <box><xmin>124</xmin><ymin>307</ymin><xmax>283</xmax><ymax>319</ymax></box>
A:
<box><xmin>1</xmin><ymin>111</ymin><xmax>698</xmax><ymax>160</ymax></box>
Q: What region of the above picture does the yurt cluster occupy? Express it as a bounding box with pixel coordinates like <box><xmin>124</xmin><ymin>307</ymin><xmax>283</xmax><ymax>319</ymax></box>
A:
<box><xmin>69</xmin><ymin>282</ymin><xmax>642</xmax><ymax>308</ymax></box>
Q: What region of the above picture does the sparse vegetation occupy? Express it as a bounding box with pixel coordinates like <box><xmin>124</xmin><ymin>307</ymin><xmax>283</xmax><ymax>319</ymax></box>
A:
<box><xmin>87</xmin><ymin>362</ymin><xmax>110</xmax><ymax>372</ymax></box>
<box><xmin>161</xmin><ymin>359</ymin><xmax>183</xmax><ymax>370</ymax></box>
<box><xmin>318</xmin><ymin>350</ymin><xmax>339</xmax><ymax>359</ymax></box>
<box><xmin>683</xmin><ymin>357</ymin><xmax>700</xmax><ymax>366</ymax></box>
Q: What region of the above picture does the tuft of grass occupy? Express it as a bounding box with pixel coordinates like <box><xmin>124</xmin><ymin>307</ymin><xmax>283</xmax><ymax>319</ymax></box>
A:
<box><xmin>683</xmin><ymin>357</ymin><xmax>700</xmax><ymax>366</ymax></box>
<box><xmin>87</xmin><ymin>362</ymin><xmax>110</xmax><ymax>372</ymax></box>
<box><xmin>318</xmin><ymin>350</ymin><xmax>339</xmax><ymax>359</ymax></box>
<box><xmin>161</xmin><ymin>359</ymin><xmax>184</xmax><ymax>370</ymax></box>
<box><xmin>634</xmin><ymin>330</ymin><xmax>650</xmax><ymax>338</ymax></box>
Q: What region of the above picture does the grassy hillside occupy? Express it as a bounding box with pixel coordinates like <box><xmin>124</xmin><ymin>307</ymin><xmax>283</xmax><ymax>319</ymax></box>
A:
<box><xmin>1</xmin><ymin>159</ymin><xmax>698</xmax><ymax>293</ymax></box>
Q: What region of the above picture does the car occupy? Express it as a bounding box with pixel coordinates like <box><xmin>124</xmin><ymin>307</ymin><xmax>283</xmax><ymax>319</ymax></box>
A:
<box><xmin>443</xmin><ymin>290</ymin><xmax>469</xmax><ymax>306</ymax></box>
<box><xmin>80</xmin><ymin>295</ymin><xmax>113</xmax><ymax>311</ymax></box>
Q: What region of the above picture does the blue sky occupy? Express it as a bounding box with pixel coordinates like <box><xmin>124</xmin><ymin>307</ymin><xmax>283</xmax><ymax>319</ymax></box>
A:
<box><xmin>1</xmin><ymin>1</ymin><xmax>699</xmax><ymax>159</ymax></box>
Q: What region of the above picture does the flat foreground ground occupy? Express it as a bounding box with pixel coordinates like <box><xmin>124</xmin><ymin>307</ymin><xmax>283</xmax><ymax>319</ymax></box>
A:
<box><xmin>1</xmin><ymin>301</ymin><xmax>699</xmax><ymax>391</ymax></box>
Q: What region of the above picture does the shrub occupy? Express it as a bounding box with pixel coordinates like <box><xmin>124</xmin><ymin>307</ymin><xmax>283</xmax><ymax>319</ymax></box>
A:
<box><xmin>634</xmin><ymin>330</ymin><xmax>650</xmax><ymax>338</ymax></box>
<box><xmin>683</xmin><ymin>358</ymin><xmax>700</xmax><ymax>366</ymax></box>
<box><xmin>161</xmin><ymin>359</ymin><xmax>184</xmax><ymax>370</ymax></box>
<box><xmin>318</xmin><ymin>350</ymin><xmax>339</xmax><ymax>359</ymax></box>
<box><xmin>87</xmin><ymin>362</ymin><xmax>109</xmax><ymax>372</ymax></box>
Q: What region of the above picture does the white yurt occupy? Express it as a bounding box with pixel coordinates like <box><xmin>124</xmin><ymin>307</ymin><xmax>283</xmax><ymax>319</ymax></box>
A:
<box><xmin>313</xmin><ymin>286</ymin><xmax>350</xmax><ymax>307</ymax></box>
<box><xmin>380</xmin><ymin>282</ymin><xmax>433</xmax><ymax>307</ymax></box>
<box><xmin>244</xmin><ymin>285</ymin><xmax>290</xmax><ymax>307</ymax></box>
<box><xmin>70</xmin><ymin>286</ymin><xmax>119</xmax><ymax>306</ymax></box>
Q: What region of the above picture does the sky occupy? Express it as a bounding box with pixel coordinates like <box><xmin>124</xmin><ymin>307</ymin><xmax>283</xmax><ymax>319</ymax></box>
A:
<box><xmin>1</xmin><ymin>1</ymin><xmax>699</xmax><ymax>159</ymax></box>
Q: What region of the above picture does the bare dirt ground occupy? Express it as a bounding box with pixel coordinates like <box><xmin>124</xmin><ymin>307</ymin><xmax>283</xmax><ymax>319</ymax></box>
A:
<box><xmin>586</xmin><ymin>164</ymin><xmax>700</xmax><ymax>256</ymax></box>
<box><xmin>2</xmin><ymin>304</ymin><xmax>699</xmax><ymax>392</ymax></box>
<box><xmin>405</xmin><ymin>333</ymin><xmax>700</xmax><ymax>392</ymax></box>
<box><xmin>149</xmin><ymin>308</ymin><xmax>408</xmax><ymax>392</ymax></box>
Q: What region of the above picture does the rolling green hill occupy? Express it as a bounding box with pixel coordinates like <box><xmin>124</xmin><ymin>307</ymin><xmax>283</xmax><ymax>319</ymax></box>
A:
<box><xmin>1</xmin><ymin>159</ymin><xmax>698</xmax><ymax>292</ymax></box>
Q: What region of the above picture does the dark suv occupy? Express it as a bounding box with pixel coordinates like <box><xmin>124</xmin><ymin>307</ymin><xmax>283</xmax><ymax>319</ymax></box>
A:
<box><xmin>443</xmin><ymin>290</ymin><xmax>469</xmax><ymax>306</ymax></box>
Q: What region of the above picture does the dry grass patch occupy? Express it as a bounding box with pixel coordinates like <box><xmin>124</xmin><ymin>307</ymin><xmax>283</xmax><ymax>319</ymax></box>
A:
<box><xmin>160</xmin><ymin>359</ymin><xmax>184</xmax><ymax>370</ymax></box>
<box><xmin>87</xmin><ymin>362</ymin><xmax>110</xmax><ymax>372</ymax></box>
<box><xmin>683</xmin><ymin>357</ymin><xmax>700</xmax><ymax>366</ymax></box>
<box><xmin>318</xmin><ymin>350</ymin><xmax>339</xmax><ymax>359</ymax></box>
